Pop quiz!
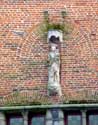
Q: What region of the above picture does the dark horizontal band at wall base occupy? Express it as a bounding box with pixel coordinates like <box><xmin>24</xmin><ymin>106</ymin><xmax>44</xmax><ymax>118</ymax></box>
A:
<box><xmin>1</xmin><ymin>103</ymin><xmax>98</xmax><ymax>111</ymax></box>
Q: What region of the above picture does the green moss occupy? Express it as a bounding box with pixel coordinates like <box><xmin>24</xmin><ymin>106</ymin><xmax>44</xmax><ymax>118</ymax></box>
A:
<box><xmin>46</xmin><ymin>23</ymin><xmax>65</xmax><ymax>32</ymax></box>
<box><xmin>36</xmin><ymin>20</ymin><xmax>73</xmax><ymax>40</ymax></box>
<box><xmin>63</xmin><ymin>100</ymin><xmax>98</xmax><ymax>104</ymax></box>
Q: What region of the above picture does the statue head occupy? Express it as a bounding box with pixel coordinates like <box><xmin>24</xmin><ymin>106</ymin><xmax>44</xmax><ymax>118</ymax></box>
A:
<box><xmin>49</xmin><ymin>44</ymin><xmax>57</xmax><ymax>52</ymax></box>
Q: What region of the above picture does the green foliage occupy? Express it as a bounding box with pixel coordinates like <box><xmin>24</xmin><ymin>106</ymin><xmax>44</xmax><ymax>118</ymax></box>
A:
<box><xmin>36</xmin><ymin>21</ymin><xmax>73</xmax><ymax>40</ymax></box>
<box><xmin>46</xmin><ymin>23</ymin><xmax>65</xmax><ymax>32</ymax></box>
<box><xmin>43</xmin><ymin>22</ymin><xmax>72</xmax><ymax>34</ymax></box>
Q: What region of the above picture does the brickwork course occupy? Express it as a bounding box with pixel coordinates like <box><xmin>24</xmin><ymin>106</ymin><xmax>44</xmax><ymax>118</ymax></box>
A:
<box><xmin>0</xmin><ymin>0</ymin><xmax>98</xmax><ymax>106</ymax></box>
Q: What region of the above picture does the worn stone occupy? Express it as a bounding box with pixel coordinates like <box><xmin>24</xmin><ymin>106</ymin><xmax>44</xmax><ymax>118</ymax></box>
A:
<box><xmin>47</xmin><ymin>31</ymin><xmax>62</xmax><ymax>96</ymax></box>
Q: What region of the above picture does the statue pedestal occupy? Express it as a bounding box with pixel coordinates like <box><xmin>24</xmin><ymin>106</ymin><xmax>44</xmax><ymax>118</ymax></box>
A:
<box><xmin>48</xmin><ymin>82</ymin><xmax>62</xmax><ymax>96</ymax></box>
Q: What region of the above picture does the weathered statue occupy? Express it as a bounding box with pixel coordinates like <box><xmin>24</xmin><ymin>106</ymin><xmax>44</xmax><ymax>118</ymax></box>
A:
<box><xmin>48</xmin><ymin>35</ymin><xmax>62</xmax><ymax>96</ymax></box>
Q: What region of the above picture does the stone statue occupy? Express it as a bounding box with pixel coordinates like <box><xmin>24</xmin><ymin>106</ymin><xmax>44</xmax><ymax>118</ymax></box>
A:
<box><xmin>48</xmin><ymin>36</ymin><xmax>62</xmax><ymax>96</ymax></box>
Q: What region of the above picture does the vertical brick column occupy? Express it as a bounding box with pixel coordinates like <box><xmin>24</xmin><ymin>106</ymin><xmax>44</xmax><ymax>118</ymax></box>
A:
<box><xmin>0</xmin><ymin>112</ymin><xmax>6</xmax><ymax>125</ymax></box>
<box><xmin>81</xmin><ymin>110</ymin><xmax>87</xmax><ymax>125</ymax></box>
<box><xmin>22</xmin><ymin>111</ymin><xmax>28</xmax><ymax>125</ymax></box>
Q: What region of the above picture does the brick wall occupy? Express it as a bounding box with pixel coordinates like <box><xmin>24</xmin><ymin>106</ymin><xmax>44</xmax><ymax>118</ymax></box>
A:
<box><xmin>0</xmin><ymin>0</ymin><xmax>98</xmax><ymax>105</ymax></box>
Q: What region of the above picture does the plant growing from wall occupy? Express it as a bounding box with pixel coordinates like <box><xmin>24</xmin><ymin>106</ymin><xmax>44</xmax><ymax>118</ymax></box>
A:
<box><xmin>36</xmin><ymin>11</ymin><xmax>73</xmax><ymax>40</ymax></box>
<box><xmin>38</xmin><ymin>22</ymin><xmax>72</xmax><ymax>39</ymax></box>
